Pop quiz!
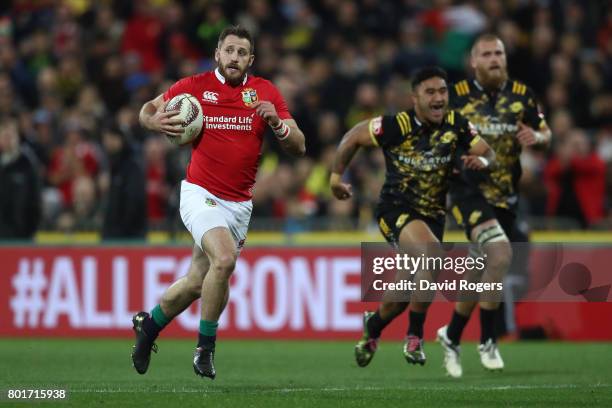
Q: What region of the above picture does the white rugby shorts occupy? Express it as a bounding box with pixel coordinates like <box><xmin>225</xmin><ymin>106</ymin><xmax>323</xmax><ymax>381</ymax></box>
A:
<box><xmin>179</xmin><ymin>180</ymin><xmax>252</xmax><ymax>251</ymax></box>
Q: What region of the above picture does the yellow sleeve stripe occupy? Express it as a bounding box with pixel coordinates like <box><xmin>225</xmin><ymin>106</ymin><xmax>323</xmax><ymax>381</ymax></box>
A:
<box><xmin>452</xmin><ymin>206</ymin><xmax>463</xmax><ymax>225</ymax></box>
<box><xmin>403</xmin><ymin>112</ymin><xmax>412</xmax><ymax>133</ymax></box>
<box><xmin>447</xmin><ymin>110</ymin><xmax>455</xmax><ymax>125</ymax></box>
<box><xmin>470</xmin><ymin>135</ymin><xmax>482</xmax><ymax>147</ymax></box>
<box><xmin>454</xmin><ymin>81</ymin><xmax>469</xmax><ymax>96</ymax></box>
<box><xmin>396</xmin><ymin>112</ymin><xmax>411</xmax><ymax>135</ymax></box>
<box><xmin>368</xmin><ymin>119</ymin><xmax>380</xmax><ymax>147</ymax></box>
<box><xmin>512</xmin><ymin>81</ymin><xmax>527</xmax><ymax>95</ymax></box>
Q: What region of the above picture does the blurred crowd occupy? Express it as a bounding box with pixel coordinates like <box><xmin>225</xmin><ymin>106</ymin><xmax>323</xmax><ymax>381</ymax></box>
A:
<box><xmin>0</xmin><ymin>0</ymin><xmax>611</xmax><ymax>240</ymax></box>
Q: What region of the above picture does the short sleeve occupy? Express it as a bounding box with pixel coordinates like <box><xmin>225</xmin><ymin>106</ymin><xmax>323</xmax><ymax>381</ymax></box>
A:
<box><xmin>369</xmin><ymin>114</ymin><xmax>405</xmax><ymax>148</ymax></box>
<box><xmin>449</xmin><ymin>80</ymin><xmax>470</xmax><ymax>110</ymax></box>
<box><xmin>163</xmin><ymin>76</ymin><xmax>196</xmax><ymax>101</ymax></box>
<box><xmin>271</xmin><ymin>86</ymin><xmax>292</xmax><ymax>120</ymax></box>
<box><xmin>524</xmin><ymin>87</ymin><xmax>548</xmax><ymax>131</ymax></box>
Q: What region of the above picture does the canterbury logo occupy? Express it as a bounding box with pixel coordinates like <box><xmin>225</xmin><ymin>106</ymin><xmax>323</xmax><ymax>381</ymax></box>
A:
<box><xmin>202</xmin><ymin>91</ymin><xmax>219</xmax><ymax>103</ymax></box>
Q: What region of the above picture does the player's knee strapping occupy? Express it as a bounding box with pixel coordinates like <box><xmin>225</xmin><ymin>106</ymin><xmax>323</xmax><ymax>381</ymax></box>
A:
<box><xmin>475</xmin><ymin>224</ymin><xmax>507</xmax><ymax>245</ymax></box>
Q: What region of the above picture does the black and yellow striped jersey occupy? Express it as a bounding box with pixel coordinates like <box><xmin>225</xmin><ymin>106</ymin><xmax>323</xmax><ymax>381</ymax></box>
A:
<box><xmin>369</xmin><ymin>109</ymin><xmax>481</xmax><ymax>219</ymax></box>
<box><xmin>450</xmin><ymin>78</ymin><xmax>548</xmax><ymax>210</ymax></box>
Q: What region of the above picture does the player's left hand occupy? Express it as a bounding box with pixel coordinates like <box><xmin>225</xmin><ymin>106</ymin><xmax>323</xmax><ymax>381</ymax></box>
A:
<box><xmin>252</xmin><ymin>101</ymin><xmax>281</xmax><ymax>128</ymax></box>
<box><xmin>516</xmin><ymin>121</ymin><xmax>537</xmax><ymax>146</ymax></box>
<box><xmin>461</xmin><ymin>155</ymin><xmax>488</xmax><ymax>170</ymax></box>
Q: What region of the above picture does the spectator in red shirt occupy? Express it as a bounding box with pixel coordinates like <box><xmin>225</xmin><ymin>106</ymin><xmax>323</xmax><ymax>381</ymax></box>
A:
<box><xmin>121</xmin><ymin>0</ymin><xmax>163</xmax><ymax>73</ymax></box>
<box><xmin>144</xmin><ymin>136</ymin><xmax>169</xmax><ymax>228</ymax></box>
<box><xmin>48</xmin><ymin>121</ymin><xmax>99</xmax><ymax>208</ymax></box>
<box><xmin>544</xmin><ymin>129</ymin><xmax>606</xmax><ymax>227</ymax></box>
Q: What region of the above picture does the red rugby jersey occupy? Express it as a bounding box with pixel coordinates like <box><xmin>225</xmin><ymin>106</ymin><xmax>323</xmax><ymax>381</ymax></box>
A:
<box><xmin>163</xmin><ymin>69</ymin><xmax>292</xmax><ymax>201</ymax></box>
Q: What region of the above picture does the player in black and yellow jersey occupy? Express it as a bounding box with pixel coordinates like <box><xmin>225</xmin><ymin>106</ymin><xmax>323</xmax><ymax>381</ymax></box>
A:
<box><xmin>330</xmin><ymin>67</ymin><xmax>494</xmax><ymax>368</ymax></box>
<box><xmin>436</xmin><ymin>34</ymin><xmax>552</xmax><ymax>378</ymax></box>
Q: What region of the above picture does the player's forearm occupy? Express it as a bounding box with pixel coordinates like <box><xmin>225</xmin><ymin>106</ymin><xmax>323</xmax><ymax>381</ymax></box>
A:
<box><xmin>139</xmin><ymin>101</ymin><xmax>158</xmax><ymax>131</ymax></box>
<box><xmin>482</xmin><ymin>147</ymin><xmax>496</xmax><ymax>167</ymax></box>
<box><xmin>278</xmin><ymin>125</ymin><xmax>306</xmax><ymax>157</ymax></box>
<box><xmin>332</xmin><ymin>135</ymin><xmax>360</xmax><ymax>176</ymax></box>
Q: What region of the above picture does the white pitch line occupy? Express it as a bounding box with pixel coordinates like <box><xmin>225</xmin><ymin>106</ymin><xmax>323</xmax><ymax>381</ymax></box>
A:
<box><xmin>68</xmin><ymin>383</ymin><xmax>611</xmax><ymax>394</ymax></box>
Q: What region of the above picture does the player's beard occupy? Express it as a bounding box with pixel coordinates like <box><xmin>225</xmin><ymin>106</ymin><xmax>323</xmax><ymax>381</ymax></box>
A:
<box><xmin>218</xmin><ymin>61</ymin><xmax>247</xmax><ymax>86</ymax></box>
<box><xmin>477</xmin><ymin>65</ymin><xmax>508</xmax><ymax>90</ymax></box>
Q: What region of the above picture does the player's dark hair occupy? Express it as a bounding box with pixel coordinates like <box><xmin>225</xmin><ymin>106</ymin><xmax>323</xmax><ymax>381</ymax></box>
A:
<box><xmin>411</xmin><ymin>66</ymin><xmax>448</xmax><ymax>90</ymax></box>
<box><xmin>218</xmin><ymin>25</ymin><xmax>254</xmax><ymax>54</ymax></box>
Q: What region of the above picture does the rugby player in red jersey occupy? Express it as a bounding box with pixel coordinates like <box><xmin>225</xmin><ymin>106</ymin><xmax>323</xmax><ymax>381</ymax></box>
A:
<box><xmin>131</xmin><ymin>26</ymin><xmax>305</xmax><ymax>379</ymax></box>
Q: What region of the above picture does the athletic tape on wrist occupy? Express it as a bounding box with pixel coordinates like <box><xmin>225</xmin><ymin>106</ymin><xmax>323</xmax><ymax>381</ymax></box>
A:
<box><xmin>534</xmin><ymin>131</ymin><xmax>545</xmax><ymax>144</ymax></box>
<box><xmin>478</xmin><ymin>156</ymin><xmax>490</xmax><ymax>168</ymax></box>
<box><xmin>274</xmin><ymin>122</ymin><xmax>290</xmax><ymax>140</ymax></box>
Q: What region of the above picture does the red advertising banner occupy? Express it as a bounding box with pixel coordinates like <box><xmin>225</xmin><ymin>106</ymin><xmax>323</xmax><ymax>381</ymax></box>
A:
<box><xmin>1</xmin><ymin>246</ymin><xmax>611</xmax><ymax>340</ymax></box>
<box><xmin>0</xmin><ymin>246</ymin><xmax>366</xmax><ymax>339</ymax></box>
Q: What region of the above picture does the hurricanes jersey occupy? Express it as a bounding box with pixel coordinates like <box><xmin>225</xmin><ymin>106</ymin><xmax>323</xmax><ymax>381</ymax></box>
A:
<box><xmin>450</xmin><ymin>78</ymin><xmax>547</xmax><ymax>210</ymax></box>
<box><xmin>369</xmin><ymin>110</ymin><xmax>481</xmax><ymax>219</ymax></box>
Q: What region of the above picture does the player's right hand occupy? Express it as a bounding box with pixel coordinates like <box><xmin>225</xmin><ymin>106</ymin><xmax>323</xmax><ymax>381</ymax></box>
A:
<box><xmin>515</xmin><ymin>121</ymin><xmax>537</xmax><ymax>146</ymax></box>
<box><xmin>461</xmin><ymin>154</ymin><xmax>488</xmax><ymax>170</ymax></box>
<box><xmin>331</xmin><ymin>182</ymin><xmax>353</xmax><ymax>200</ymax></box>
<box><xmin>330</xmin><ymin>173</ymin><xmax>353</xmax><ymax>200</ymax></box>
<box><xmin>150</xmin><ymin>107</ymin><xmax>183</xmax><ymax>137</ymax></box>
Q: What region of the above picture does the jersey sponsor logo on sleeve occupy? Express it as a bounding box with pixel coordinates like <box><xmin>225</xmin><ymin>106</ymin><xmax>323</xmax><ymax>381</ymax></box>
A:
<box><xmin>202</xmin><ymin>91</ymin><xmax>219</xmax><ymax>103</ymax></box>
<box><xmin>369</xmin><ymin>116</ymin><xmax>383</xmax><ymax>146</ymax></box>
<box><xmin>371</xmin><ymin>116</ymin><xmax>383</xmax><ymax>136</ymax></box>
<box><xmin>241</xmin><ymin>88</ymin><xmax>258</xmax><ymax>106</ymax></box>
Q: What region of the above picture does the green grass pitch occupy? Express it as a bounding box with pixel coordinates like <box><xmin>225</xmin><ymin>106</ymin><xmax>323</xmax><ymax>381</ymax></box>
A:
<box><xmin>0</xmin><ymin>339</ymin><xmax>610</xmax><ymax>407</ymax></box>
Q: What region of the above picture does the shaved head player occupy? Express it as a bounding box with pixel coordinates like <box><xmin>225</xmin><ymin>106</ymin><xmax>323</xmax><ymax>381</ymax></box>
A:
<box><xmin>437</xmin><ymin>34</ymin><xmax>551</xmax><ymax>378</ymax></box>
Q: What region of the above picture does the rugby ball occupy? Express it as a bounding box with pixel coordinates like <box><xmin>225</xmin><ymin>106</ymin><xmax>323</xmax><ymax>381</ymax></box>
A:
<box><xmin>164</xmin><ymin>93</ymin><xmax>204</xmax><ymax>145</ymax></box>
